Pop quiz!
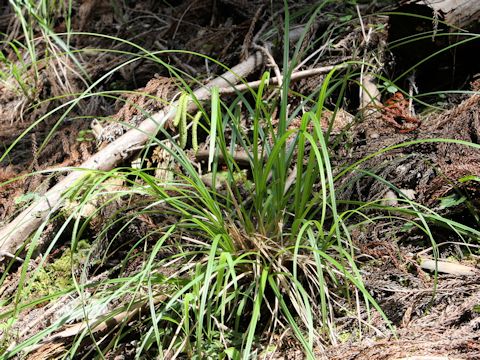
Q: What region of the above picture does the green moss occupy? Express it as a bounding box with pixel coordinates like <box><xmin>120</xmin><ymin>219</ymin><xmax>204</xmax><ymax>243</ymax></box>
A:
<box><xmin>338</xmin><ymin>331</ymin><xmax>352</xmax><ymax>343</ymax></box>
<box><xmin>26</xmin><ymin>240</ymin><xmax>91</xmax><ymax>300</ymax></box>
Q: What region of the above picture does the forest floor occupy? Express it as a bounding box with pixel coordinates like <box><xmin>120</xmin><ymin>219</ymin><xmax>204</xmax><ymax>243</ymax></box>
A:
<box><xmin>0</xmin><ymin>1</ymin><xmax>479</xmax><ymax>359</ymax></box>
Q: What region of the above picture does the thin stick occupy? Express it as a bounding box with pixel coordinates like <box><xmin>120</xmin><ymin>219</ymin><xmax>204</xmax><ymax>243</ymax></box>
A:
<box><xmin>255</xmin><ymin>44</ymin><xmax>283</xmax><ymax>88</ymax></box>
<box><xmin>219</xmin><ymin>63</ymin><xmax>347</xmax><ymax>94</ymax></box>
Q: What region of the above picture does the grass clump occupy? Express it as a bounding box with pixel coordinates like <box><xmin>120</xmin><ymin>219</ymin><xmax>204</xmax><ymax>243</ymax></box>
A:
<box><xmin>55</xmin><ymin>66</ymin><xmax>390</xmax><ymax>358</ymax></box>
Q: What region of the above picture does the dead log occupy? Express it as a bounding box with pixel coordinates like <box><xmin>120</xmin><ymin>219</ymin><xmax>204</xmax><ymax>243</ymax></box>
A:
<box><xmin>400</xmin><ymin>0</ymin><xmax>480</xmax><ymax>30</ymax></box>
<box><xmin>389</xmin><ymin>0</ymin><xmax>480</xmax><ymax>93</ymax></box>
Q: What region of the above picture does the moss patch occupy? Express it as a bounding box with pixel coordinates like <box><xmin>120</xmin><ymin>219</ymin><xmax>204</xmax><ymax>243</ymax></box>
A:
<box><xmin>26</xmin><ymin>240</ymin><xmax>91</xmax><ymax>300</ymax></box>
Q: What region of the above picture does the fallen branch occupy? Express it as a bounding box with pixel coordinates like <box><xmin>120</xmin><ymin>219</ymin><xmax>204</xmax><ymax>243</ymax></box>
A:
<box><xmin>0</xmin><ymin>26</ymin><xmax>314</xmax><ymax>262</ymax></box>
<box><xmin>0</xmin><ymin>52</ymin><xmax>266</xmax><ymax>261</ymax></box>
<box><xmin>195</xmin><ymin>148</ymin><xmax>260</xmax><ymax>165</ymax></box>
<box><xmin>220</xmin><ymin>63</ymin><xmax>347</xmax><ymax>94</ymax></box>
<box><xmin>17</xmin><ymin>295</ymin><xmax>166</xmax><ymax>359</ymax></box>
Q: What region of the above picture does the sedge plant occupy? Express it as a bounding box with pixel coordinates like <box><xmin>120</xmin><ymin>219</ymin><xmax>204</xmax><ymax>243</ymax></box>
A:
<box><xmin>2</xmin><ymin>3</ymin><xmax>480</xmax><ymax>360</ymax></box>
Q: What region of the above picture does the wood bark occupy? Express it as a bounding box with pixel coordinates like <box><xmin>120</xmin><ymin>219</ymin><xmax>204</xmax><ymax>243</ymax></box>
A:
<box><xmin>424</xmin><ymin>0</ymin><xmax>480</xmax><ymax>29</ymax></box>
<box><xmin>402</xmin><ymin>0</ymin><xmax>480</xmax><ymax>29</ymax></box>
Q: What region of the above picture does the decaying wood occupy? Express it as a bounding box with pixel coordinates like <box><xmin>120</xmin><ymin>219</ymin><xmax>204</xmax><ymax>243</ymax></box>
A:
<box><xmin>402</xmin><ymin>0</ymin><xmax>480</xmax><ymax>29</ymax></box>
<box><xmin>389</xmin><ymin>0</ymin><xmax>480</xmax><ymax>95</ymax></box>
<box><xmin>0</xmin><ymin>26</ymin><xmax>312</xmax><ymax>263</ymax></box>
<box><xmin>16</xmin><ymin>295</ymin><xmax>166</xmax><ymax>359</ymax></box>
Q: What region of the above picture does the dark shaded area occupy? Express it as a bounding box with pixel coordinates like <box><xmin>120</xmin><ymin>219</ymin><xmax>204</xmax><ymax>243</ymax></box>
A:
<box><xmin>387</xmin><ymin>4</ymin><xmax>480</xmax><ymax>95</ymax></box>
